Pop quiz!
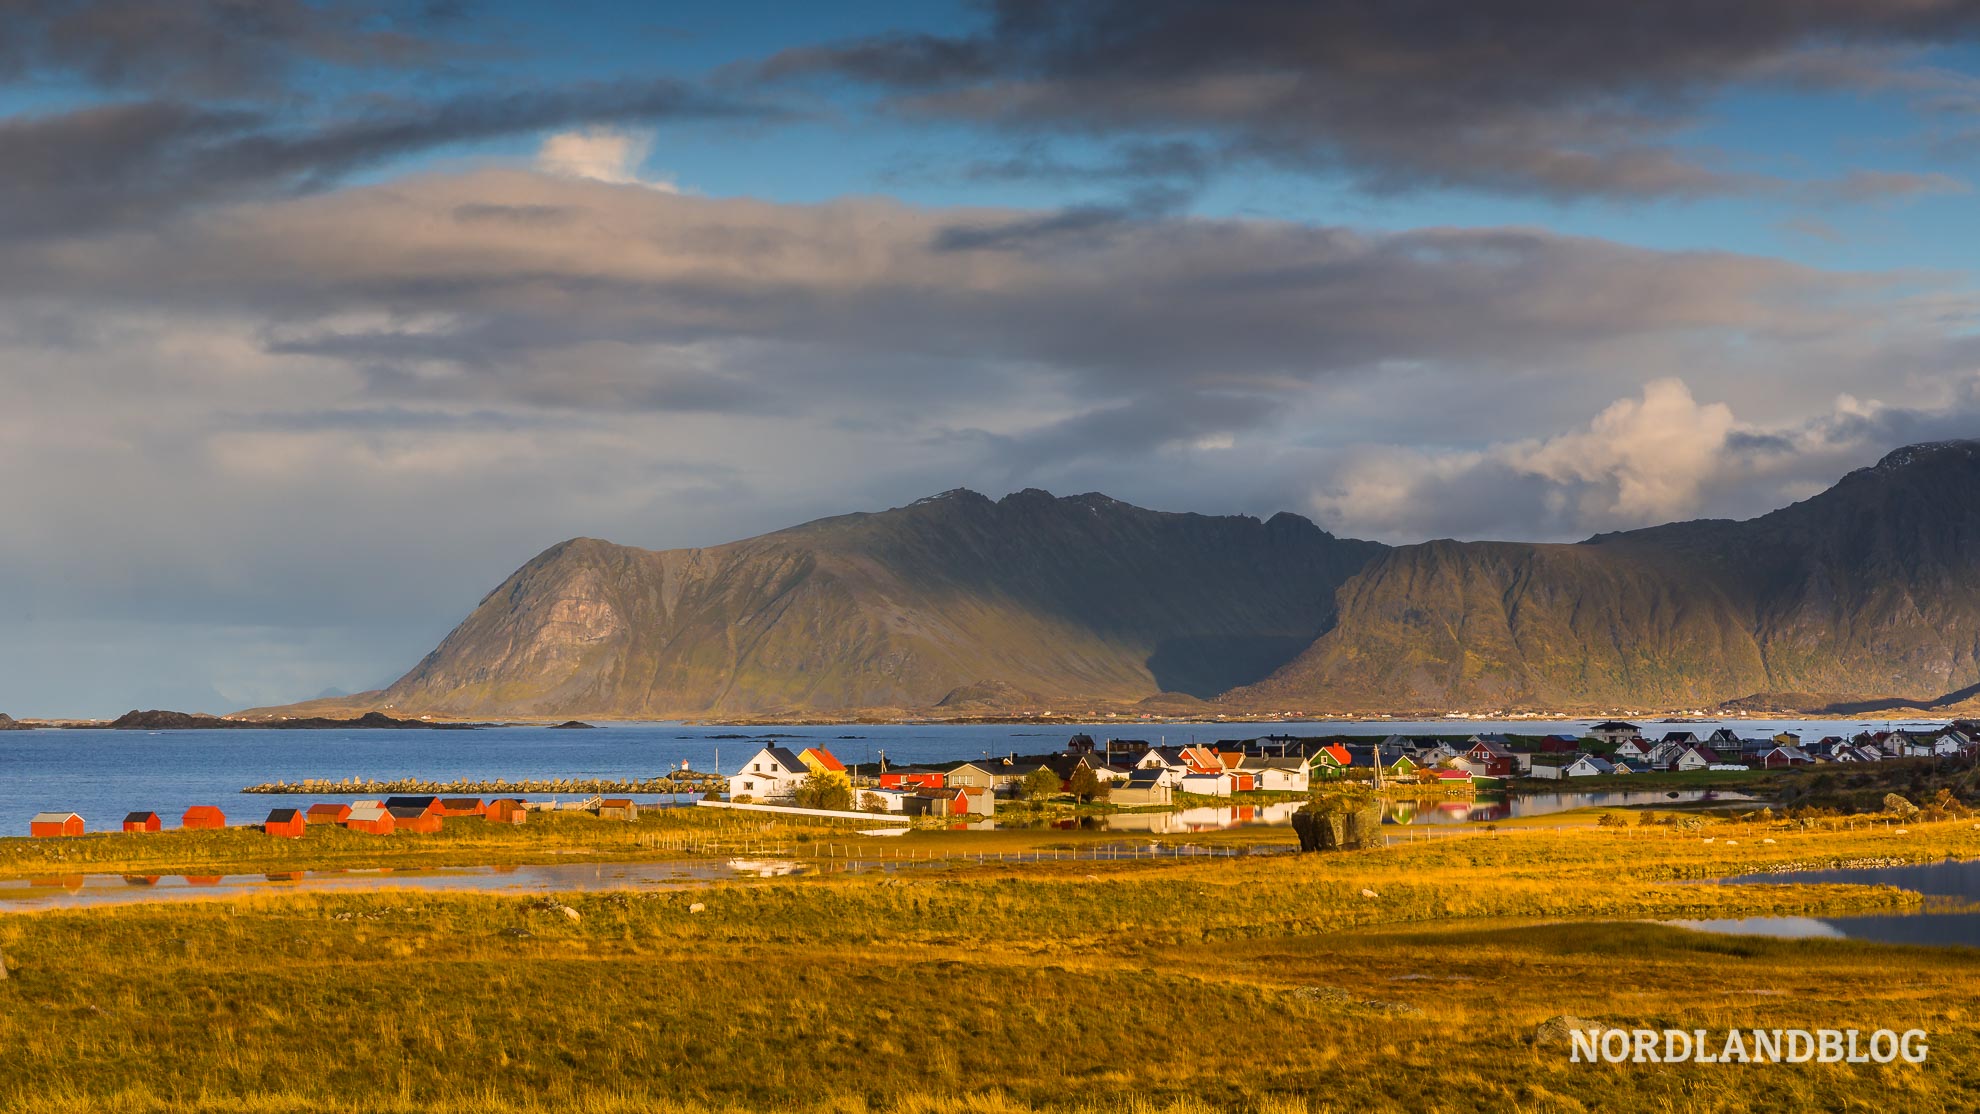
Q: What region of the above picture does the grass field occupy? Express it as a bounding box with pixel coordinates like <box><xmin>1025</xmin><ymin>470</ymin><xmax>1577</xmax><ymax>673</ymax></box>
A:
<box><xmin>0</xmin><ymin>807</ymin><xmax>1975</xmax><ymax>1111</ymax></box>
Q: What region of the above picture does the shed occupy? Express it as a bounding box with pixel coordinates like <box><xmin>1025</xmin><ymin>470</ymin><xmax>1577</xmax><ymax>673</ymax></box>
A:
<box><xmin>596</xmin><ymin>798</ymin><xmax>639</xmax><ymax>820</ymax></box>
<box><xmin>383</xmin><ymin>795</ymin><xmax>442</xmax><ymax>817</ymax></box>
<box><xmin>122</xmin><ymin>811</ymin><xmax>161</xmax><ymax>833</ymax></box>
<box><xmin>181</xmin><ymin>805</ymin><xmax>226</xmax><ymax>830</ymax></box>
<box><xmin>30</xmin><ymin>811</ymin><xmax>84</xmax><ymax>838</ymax></box>
<box><xmin>439</xmin><ymin>798</ymin><xmax>485</xmax><ymax>817</ymax></box>
<box><xmin>485</xmin><ymin>798</ymin><xmax>528</xmax><ymax>825</ymax></box>
<box><xmin>387</xmin><ymin>806</ymin><xmax>442</xmax><ymax>834</ymax></box>
<box><xmin>305</xmin><ymin>803</ymin><xmax>352</xmax><ymax>825</ymax></box>
<box><xmin>342</xmin><ymin>805</ymin><xmax>396</xmax><ymax>834</ymax></box>
<box><xmin>263</xmin><ymin>808</ymin><xmax>306</xmax><ymax>838</ymax></box>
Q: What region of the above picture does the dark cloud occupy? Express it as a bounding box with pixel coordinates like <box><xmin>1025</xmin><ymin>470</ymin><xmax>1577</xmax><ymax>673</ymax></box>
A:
<box><xmin>0</xmin><ymin>81</ymin><xmax>786</xmax><ymax>238</ymax></box>
<box><xmin>764</xmin><ymin>0</ymin><xmax>1980</xmax><ymax>199</ymax></box>
<box><xmin>0</xmin><ymin>0</ymin><xmax>450</xmax><ymax>97</ymax></box>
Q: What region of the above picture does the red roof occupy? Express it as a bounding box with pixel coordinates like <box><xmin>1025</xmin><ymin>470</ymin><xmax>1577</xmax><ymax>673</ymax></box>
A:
<box><xmin>797</xmin><ymin>747</ymin><xmax>845</xmax><ymax>772</ymax></box>
<box><xmin>1317</xmin><ymin>744</ymin><xmax>1352</xmax><ymax>765</ymax></box>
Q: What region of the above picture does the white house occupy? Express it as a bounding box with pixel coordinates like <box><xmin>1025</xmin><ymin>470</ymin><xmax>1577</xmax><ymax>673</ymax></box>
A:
<box><xmin>1562</xmin><ymin>755</ymin><xmax>1615</xmax><ymax>778</ymax></box>
<box><xmin>1179</xmin><ymin>771</ymin><xmax>1233</xmax><ymax>797</ymax></box>
<box><xmin>1612</xmin><ymin>738</ymin><xmax>1649</xmax><ymax>761</ymax></box>
<box><xmin>1675</xmin><ymin>746</ymin><xmax>1718</xmax><ymax>772</ymax></box>
<box><xmin>1245</xmin><ymin>757</ymin><xmax>1310</xmax><ymax>792</ymax></box>
<box><xmin>728</xmin><ymin>745</ymin><xmax>810</xmax><ymax>801</ymax></box>
<box><xmin>1587</xmin><ymin>721</ymin><xmax>1641</xmax><ymax>745</ymax></box>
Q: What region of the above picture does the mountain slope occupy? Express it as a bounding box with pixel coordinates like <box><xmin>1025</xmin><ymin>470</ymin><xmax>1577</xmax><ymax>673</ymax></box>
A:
<box><xmin>332</xmin><ymin>490</ymin><xmax>1386</xmax><ymax>718</ymax></box>
<box><xmin>1237</xmin><ymin>441</ymin><xmax>1980</xmax><ymax>711</ymax></box>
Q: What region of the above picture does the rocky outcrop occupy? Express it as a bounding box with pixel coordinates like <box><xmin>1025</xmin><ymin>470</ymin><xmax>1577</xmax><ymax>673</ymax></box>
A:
<box><xmin>0</xmin><ymin>713</ymin><xmax>30</xmax><ymax>731</ymax></box>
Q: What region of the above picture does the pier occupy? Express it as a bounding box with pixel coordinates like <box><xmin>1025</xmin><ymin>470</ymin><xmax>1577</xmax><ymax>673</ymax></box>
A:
<box><xmin>241</xmin><ymin>773</ymin><xmax>724</xmax><ymax>796</ymax></box>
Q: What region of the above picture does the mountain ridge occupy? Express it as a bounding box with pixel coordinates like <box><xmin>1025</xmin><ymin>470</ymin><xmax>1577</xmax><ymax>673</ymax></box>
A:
<box><xmin>246</xmin><ymin>441</ymin><xmax>1980</xmax><ymax>720</ymax></box>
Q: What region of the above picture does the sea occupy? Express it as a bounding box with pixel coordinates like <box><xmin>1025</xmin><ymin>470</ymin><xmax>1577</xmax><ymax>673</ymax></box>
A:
<box><xmin>0</xmin><ymin>715</ymin><xmax>1949</xmax><ymax>836</ymax></box>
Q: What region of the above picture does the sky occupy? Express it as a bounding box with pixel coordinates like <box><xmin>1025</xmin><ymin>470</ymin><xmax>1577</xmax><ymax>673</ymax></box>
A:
<box><xmin>7</xmin><ymin>0</ymin><xmax>1980</xmax><ymax>715</ymax></box>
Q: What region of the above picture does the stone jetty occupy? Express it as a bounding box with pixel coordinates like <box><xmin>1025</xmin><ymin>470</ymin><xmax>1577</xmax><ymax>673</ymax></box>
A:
<box><xmin>242</xmin><ymin>773</ymin><xmax>723</xmax><ymax>796</ymax></box>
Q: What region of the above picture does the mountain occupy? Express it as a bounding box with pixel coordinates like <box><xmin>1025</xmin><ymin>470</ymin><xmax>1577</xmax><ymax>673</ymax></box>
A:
<box><xmin>1235</xmin><ymin>441</ymin><xmax>1980</xmax><ymax>712</ymax></box>
<box><xmin>283</xmin><ymin>490</ymin><xmax>1386</xmax><ymax>719</ymax></box>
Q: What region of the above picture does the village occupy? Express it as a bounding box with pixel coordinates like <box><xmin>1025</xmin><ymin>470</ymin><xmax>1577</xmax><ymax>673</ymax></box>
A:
<box><xmin>24</xmin><ymin>720</ymin><xmax>1977</xmax><ymax>839</ymax></box>
<box><xmin>715</xmin><ymin>720</ymin><xmax>1980</xmax><ymax>818</ymax></box>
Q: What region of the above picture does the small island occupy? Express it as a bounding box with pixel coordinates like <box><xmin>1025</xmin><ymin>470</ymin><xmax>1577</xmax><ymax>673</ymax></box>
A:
<box><xmin>548</xmin><ymin>720</ymin><xmax>597</xmax><ymax>729</ymax></box>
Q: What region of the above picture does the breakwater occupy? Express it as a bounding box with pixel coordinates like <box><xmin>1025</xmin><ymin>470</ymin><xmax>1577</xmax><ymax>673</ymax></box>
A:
<box><xmin>241</xmin><ymin>774</ymin><xmax>724</xmax><ymax>796</ymax></box>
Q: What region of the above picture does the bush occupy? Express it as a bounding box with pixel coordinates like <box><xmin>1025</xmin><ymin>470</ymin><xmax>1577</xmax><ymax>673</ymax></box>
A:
<box><xmin>1066</xmin><ymin>767</ymin><xmax>1108</xmax><ymax>804</ymax></box>
<box><xmin>1021</xmin><ymin>767</ymin><xmax>1062</xmax><ymax>801</ymax></box>
<box><xmin>794</xmin><ymin>773</ymin><xmax>854</xmax><ymax>812</ymax></box>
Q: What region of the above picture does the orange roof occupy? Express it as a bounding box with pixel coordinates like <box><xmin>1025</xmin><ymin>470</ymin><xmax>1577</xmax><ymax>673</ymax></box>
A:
<box><xmin>797</xmin><ymin>747</ymin><xmax>845</xmax><ymax>772</ymax></box>
<box><xmin>1317</xmin><ymin>744</ymin><xmax>1352</xmax><ymax>766</ymax></box>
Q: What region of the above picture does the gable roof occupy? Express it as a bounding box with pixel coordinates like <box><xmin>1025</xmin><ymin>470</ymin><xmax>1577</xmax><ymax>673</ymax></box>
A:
<box><xmin>123</xmin><ymin>811</ymin><xmax>158</xmax><ymax>823</ymax></box>
<box><xmin>1313</xmin><ymin>744</ymin><xmax>1352</xmax><ymax>766</ymax></box>
<box><xmin>31</xmin><ymin>811</ymin><xmax>80</xmax><ymax>824</ymax></box>
<box><xmin>266</xmin><ymin>809</ymin><xmax>303</xmax><ymax>823</ymax></box>
<box><xmin>1590</xmin><ymin>720</ymin><xmax>1639</xmax><ymax>731</ymax></box>
<box><xmin>346</xmin><ymin>805</ymin><xmax>391</xmax><ymax>822</ymax></box>
<box><xmin>797</xmin><ymin>746</ymin><xmax>845</xmax><ymax>772</ymax></box>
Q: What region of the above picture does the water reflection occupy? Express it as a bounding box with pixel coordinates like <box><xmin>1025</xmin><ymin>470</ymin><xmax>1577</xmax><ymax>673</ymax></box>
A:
<box><xmin>1675</xmin><ymin>858</ymin><xmax>1980</xmax><ymax>947</ymax></box>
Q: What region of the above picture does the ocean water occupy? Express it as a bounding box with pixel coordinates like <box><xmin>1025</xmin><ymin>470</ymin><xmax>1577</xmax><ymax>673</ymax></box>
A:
<box><xmin>0</xmin><ymin>715</ymin><xmax>1941</xmax><ymax>836</ymax></box>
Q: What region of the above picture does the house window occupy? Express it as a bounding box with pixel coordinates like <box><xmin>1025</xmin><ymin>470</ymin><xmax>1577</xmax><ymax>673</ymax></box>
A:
<box><xmin>742</xmin><ymin>781</ymin><xmax>754</xmax><ymax>791</ymax></box>
<box><xmin>753</xmin><ymin>763</ymin><xmax>762</xmax><ymax>772</ymax></box>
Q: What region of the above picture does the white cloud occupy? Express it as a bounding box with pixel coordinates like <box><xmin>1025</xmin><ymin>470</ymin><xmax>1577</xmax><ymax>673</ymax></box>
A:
<box><xmin>535</xmin><ymin>128</ymin><xmax>676</xmax><ymax>191</ymax></box>
<box><xmin>1503</xmin><ymin>378</ymin><xmax>1739</xmax><ymax>524</ymax></box>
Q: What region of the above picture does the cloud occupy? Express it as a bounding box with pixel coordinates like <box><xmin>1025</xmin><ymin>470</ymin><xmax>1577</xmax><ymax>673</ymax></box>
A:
<box><xmin>537</xmin><ymin>127</ymin><xmax>678</xmax><ymax>190</ymax></box>
<box><xmin>0</xmin><ymin>81</ymin><xmax>780</xmax><ymax>240</ymax></box>
<box><xmin>1802</xmin><ymin>169</ymin><xmax>1970</xmax><ymax>205</ymax></box>
<box><xmin>1307</xmin><ymin>376</ymin><xmax>1980</xmax><ymax>543</ymax></box>
<box><xmin>0</xmin><ymin>0</ymin><xmax>450</xmax><ymax>97</ymax></box>
<box><xmin>762</xmin><ymin>0</ymin><xmax>1980</xmax><ymax>200</ymax></box>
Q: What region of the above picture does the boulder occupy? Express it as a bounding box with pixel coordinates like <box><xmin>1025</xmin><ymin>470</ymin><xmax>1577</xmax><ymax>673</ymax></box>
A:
<box><xmin>1534</xmin><ymin>1015</ymin><xmax>1597</xmax><ymax>1045</ymax></box>
<box><xmin>1292</xmin><ymin>801</ymin><xmax>1384</xmax><ymax>851</ymax></box>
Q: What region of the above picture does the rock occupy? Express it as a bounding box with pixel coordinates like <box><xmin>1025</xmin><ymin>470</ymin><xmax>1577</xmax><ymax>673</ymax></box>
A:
<box><xmin>1292</xmin><ymin>800</ymin><xmax>1384</xmax><ymax>852</ymax></box>
<box><xmin>1534</xmin><ymin>1015</ymin><xmax>1598</xmax><ymax>1046</ymax></box>
<box><xmin>688</xmin><ymin>902</ymin><xmax>706</xmax><ymax>914</ymax></box>
<box><xmin>1360</xmin><ymin>888</ymin><xmax>1379</xmax><ymax>899</ymax></box>
<box><xmin>558</xmin><ymin>905</ymin><xmax>581</xmax><ymax>922</ymax></box>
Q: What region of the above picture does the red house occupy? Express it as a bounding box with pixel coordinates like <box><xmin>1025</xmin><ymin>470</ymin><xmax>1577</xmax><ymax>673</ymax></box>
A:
<box><xmin>29</xmin><ymin>812</ymin><xmax>84</xmax><ymax>838</ymax></box>
<box><xmin>387</xmin><ymin>806</ymin><xmax>442</xmax><ymax>834</ymax></box>
<box><xmin>1464</xmin><ymin>741</ymin><xmax>1517</xmax><ymax>777</ymax></box>
<box><xmin>122</xmin><ymin>811</ymin><xmax>161</xmax><ymax>833</ymax></box>
<box><xmin>305</xmin><ymin>803</ymin><xmax>351</xmax><ymax>825</ymax></box>
<box><xmin>439</xmin><ymin>798</ymin><xmax>485</xmax><ymax>817</ymax></box>
<box><xmin>263</xmin><ymin>808</ymin><xmax>306</xmax><ymax>838</ymax></box>
<box><xmin>486</xmin><ymin>798</ymin><xmax>528</xmax><ymax>825</ymax></box>
<box><xmin>181</xmin><ymin>805</ymin><xmax>226</xmax><ymax>830</ymax></box>
<box><xmin>341</xmin><ymin>805</ymin><xmax>395</xmax><ymax>834</ymax></box>
<box><xmin>383</xmin><ymin>796</ymin><xmax>443</xmax><ymax>818</ymax></box>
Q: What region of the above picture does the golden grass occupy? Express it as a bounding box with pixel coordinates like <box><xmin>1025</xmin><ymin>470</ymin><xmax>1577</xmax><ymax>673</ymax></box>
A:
<box><xmin>0</xmin><ymin>813</ymin><xmax>1975</xmax><ymax>1111</ymax></box>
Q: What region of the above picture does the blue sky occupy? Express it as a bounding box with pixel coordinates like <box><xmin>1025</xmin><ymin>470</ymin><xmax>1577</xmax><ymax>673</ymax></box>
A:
<box><xmin>5</xmin><ymin>0</ymin><xmax>1980</xmax><ymax>714</ymax></box>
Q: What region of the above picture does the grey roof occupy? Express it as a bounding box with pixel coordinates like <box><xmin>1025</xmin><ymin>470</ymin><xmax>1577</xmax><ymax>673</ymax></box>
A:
<box><xmin>346</xmin><ymin>805</ymin><xmax>391</xmax><ymax>822</ymax></box>
<box><xmin>31</xmin><ymin>811</ymin><xmax>78</xmax><ymax>823</ymax></box>
<box><xmin>266</xmin><ymin>809</ymin><xmax>302</xmax><ymax>822</ymax></box>
<box><xmin>1124</xmin><ymin>769</ymin><xmax>1166</xmax><ymax>787</ymax></box>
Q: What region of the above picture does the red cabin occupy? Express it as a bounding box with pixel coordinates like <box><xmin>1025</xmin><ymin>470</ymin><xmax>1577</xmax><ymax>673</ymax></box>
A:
<box><xmin>263</xmin><ymin>808</ymin><xmax>306</xmax><ymax>838</ymax></box>
<box><xmin>181</xmin><ymin>805</ymin><xmax>226</xmax><ymax>830</ymax></box>
<box><xmin>879</xmin><ymin>771</ymin><xmax>947</xmax><ymax>790</ymax></box>
<box><xmin>439</xmin><ymin>798</ymin><xmax>485</xmax><ymax>818</ymax></box>
<box><xmin>29</xmin><ymin>812</ymin><xmax>84</xmax><ymax>838</ymax></box>
<box><xmin>387</xmin><ymin>807</ymin><xmax>442</xmax><ymax>834</ymax></box>
<box><xmin>341</xmin><ymin>805</ymin><xmax>396</xmax><ymax>834</ymax></box>
<box><xmin>485</xmin><ymin>798</ymin><xmax>528</xmax><ymax>825</ymax></box>
<box><xmin>305</xmin><ymin>803</ymin><xmax>351</xmax><ymax>825</ymax></box>
<box><xmin>122</xmin><ymin>811</ymin><xmax>162</xmax><ymax>833</ymax></box>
